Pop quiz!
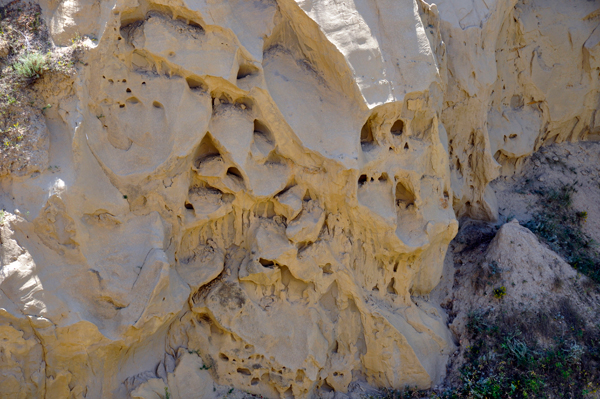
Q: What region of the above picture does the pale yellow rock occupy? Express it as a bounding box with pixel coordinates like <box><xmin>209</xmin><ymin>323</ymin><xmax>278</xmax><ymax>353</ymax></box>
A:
<box><xmin>0</xmin><ymin>0</ymin><xmax>596</xmax><ymax>397</ymax></box>
<box><xmin>434</xmin><ymin>0</ymin><xmax>600</xmax><ymax>219</ymax></box>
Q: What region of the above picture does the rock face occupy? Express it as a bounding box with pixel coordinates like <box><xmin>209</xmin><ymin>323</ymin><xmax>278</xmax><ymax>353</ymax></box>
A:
<box><xmin>438</xmin><ymin>0</ymin><xmax>600</xmax><ymax>219</ymax></box>
<box><xmin>0</xmin><ymin>0</ymin><xmax>598</xmax><ymax>398</ymax></box>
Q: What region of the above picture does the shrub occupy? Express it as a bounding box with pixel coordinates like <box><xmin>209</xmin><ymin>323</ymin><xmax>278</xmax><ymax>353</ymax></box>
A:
<box><xmin>13</xmin><ymin>51</ymin><xmax>47</xmax><ymax>79</ymax></box>
<box><xmin>493</xmin><ymin>286</ymin><xmax>506</xmax><ymax>299</ymax></box>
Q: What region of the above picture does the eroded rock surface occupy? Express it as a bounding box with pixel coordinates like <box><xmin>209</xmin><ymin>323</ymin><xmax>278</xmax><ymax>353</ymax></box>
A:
<box><xmin>0</xmin><ymin>0</ymin><xmax>598</xmax><ymax>397</ymax></box>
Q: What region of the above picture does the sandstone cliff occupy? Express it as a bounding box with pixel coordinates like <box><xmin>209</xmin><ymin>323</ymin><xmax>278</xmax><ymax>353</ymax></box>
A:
<box><xmin>0</xmin><ymin>0</ymin><xmax>598</xmax><ymax>398</ymax></box>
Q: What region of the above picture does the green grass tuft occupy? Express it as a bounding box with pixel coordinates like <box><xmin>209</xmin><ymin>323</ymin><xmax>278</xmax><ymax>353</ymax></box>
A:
<box><xmin>12</xmin><ymin>51</ymin><xmax>47</xmax><ymax>79</ymax></box>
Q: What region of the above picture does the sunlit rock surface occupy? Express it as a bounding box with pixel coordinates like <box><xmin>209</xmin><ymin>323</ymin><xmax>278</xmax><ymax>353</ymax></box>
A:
<box><xmin>0</xmin><ymin>0</ymin><xmax>598</xmax><ymax>397</ymax></box>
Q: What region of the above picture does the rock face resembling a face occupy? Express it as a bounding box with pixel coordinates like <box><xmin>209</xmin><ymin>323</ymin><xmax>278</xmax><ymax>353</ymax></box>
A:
<box><xmin>0</xmin><ymin>1</ymin><xmax>458</xmax><ymax>398</ymax></box>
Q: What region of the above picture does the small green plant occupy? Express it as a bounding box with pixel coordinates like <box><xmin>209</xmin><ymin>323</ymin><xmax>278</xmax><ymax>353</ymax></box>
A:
<box><xmin>0</xmin><ymin>210</ymin><xmax>5</xmax><ymax>225</ymax></box>
<box><xmin>71</xmin><ymin>32</ymin><xmax>81</xmax><ymax>46</ymax></box>
<box><xmin>164</xmin><ymin>386</ymin><xmax>170</xmax><ymax>399</ymax></box>
<box><xmin>493</xmin><ymin>286</ymin><xmax>506</xmax><ymax>299</ymax></box>
<box><xmin>576</xmin><ymin>211</ymin><xmax>588</xmax><ymax>222</ymax></box>
<box><xmin>13</xmin><ymin>51</ymin><xmax>47</xmax><ymax>79</ymax></box>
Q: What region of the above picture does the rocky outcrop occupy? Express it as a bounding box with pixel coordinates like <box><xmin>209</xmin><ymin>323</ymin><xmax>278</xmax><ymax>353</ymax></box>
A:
<box><xmin>437</xmin><ymin>0</ymin><xmax>600</xmax><ymax>219</ymax></box>
<box><xmin>0</xmin><ymin>0</ymin><xmax>598</xmax><ymax>397</ymax></box>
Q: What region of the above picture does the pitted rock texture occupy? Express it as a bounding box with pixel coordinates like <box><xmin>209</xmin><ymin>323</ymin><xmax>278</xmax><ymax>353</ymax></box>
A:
<box><xmin>0</xmin><ymin>0</ymin><xmax>598</xmax><ymax>398</ymax></box>
<box><xmin>437</xmin><ymin>0</ymin><xmax>600</xmax><ymax>220</ymax></box>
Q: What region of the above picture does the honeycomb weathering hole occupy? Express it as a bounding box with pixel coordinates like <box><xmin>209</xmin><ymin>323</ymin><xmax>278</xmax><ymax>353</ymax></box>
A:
<box><xmin>235</xmin><ymin>96</ymin><xmax>254</xmax><ymax>111</ymax></box>
<box><xmin>227</xmin><ymin>167</ymin><xmax>243</xmax><ymax>179</ymax></box>
<box><xmin>188</xmin><ymin>20</ymin><xmax>204</xmax><ymax>30</ymax></box>
<box><xmin>186</xmin><ymin>76</ymin><xmax>206</xmax><ymax>92</ymax></box>
<box><xmin>387</xmin><ymin>278</ymin><xmax>397</xmax><ymax>295</ymax></box>
<box><xmin>194</xmin><ymin>134</ymin><xmax>221</xmax><ymax>167</ymax></box>
<box><xmin>237</xmin><ymin>63</ymin><xmax>259</xmax><ymax>79</ymax></box>
<box><xmin>237</xmin><ymin>368</ymin><xmax>252</xmax><ymax>376</ymax></box>
<box><xmin>395</xmin><ymin>181</ymin><xmax>415</xmax><ymax>208</ymax></box>
<box><xmin>253</xmin><ymin>120</ymin><xmax>275</xmax><ymax>144</ymax></box>
<box><xmin>360</xmin><ymin>119</ymin><xmax>375</xmax><ymax>148</ymax></box>
<box><xmin>391</xmin><ymin>120</ymin><xmax>404</xmax><ymax>136</ymax></box>
<box><xmin>259</xmin><ymin>258</ymin><xmax>275</xmax><ymax>267</ymax></box>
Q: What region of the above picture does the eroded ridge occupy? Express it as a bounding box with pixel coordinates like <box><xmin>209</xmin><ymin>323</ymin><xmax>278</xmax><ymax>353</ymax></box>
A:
<box><xmin>8</xmin><ymin>0</ymin><xmax>598</xmax><ymax>396</ymax></box>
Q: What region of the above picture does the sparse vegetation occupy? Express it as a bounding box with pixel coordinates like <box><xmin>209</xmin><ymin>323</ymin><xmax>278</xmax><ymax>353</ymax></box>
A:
<box><xmin>524</xmin><ymin>183</ymin><xmax>600</xmax><ymax>283</ymax></box>
<box><xmin>366</xmin><ymin>304</ymin><xmax>600</xmax><ymax>399</ymax></box>
<box><xmin>451</xmin><ymin>306</ymin><xmax>600</xmax><ymax>399</ymax></box>
<box><xmin>493</xmin><ymin>286</ymin><xmax>506</xmax><ymax>299</ymax></box>
<box><xmin>1</xmin><ymin>1</ymin><xmax>81</xmax><ymax>175</ymax></box>
<box><xmin>13</xmin><ymin>50</ymin><xmax>47</xmax><ymax>78</ymax></box>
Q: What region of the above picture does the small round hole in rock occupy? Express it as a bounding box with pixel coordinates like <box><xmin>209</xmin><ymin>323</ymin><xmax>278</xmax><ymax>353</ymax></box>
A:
<box><xmin>227</xmin><ymin>167</ymin><xmax>243</xmax><ymax>179</ymax></box>
<box><xmin>237</xmin><ymin>368</ymin><xmax>252</xmax><ymax>376</ymax></box>
<box><xmin>387</xmin><ymin>278</ymin><xmax>397</xmax><ymax>295</ymax></box>
<box><xmin>235</xmin><ymin>97</ymin><xmax>253</xmax><ymax>111</ymax></box>
<box><xmin>186</xmin><ymin>77</ymin><xmax>206</xmax><ymax>92</ymax></box>
<box><xmin>253</xmin><ymin>120</ymin><xmax>274</xmax><ymax>143</ymax></box>
<box><xmin>259</xmin><ymin>258</ymin><xmax>275</xmax><ymax>267</ymax></box>
<box><xmin>360</xmin><ymin>118</ymin><xmax>375</xmax><ymax>149</ymax></box>
<box><xmin>358</xmin><ymin>174</ymin><xmax>367</xmax><ymax>186</ymax></box>
<box><xmin>395</xmin><ymin>181</ymin><xmax>416</xmax><ymax>208</ymax></box>
<box><xmin>237</xmin><ymin>63</ymin><xmax>258</xmax><ymax>80</ymax></box>
<box><xmin>184</xmin><ymin>202</ymin><xmax>194</xmax><ymax>210</ymax></box>
<box><xmin>391</xmin><ymin>120</ymin><xmax>404</xmax><ymax>136</ymax></box>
